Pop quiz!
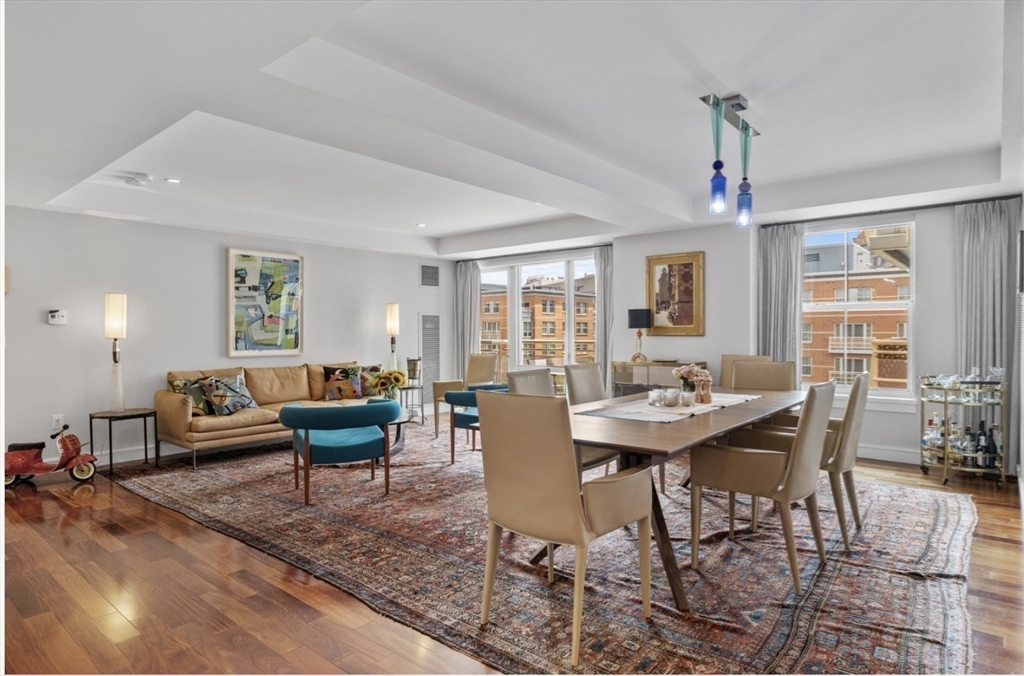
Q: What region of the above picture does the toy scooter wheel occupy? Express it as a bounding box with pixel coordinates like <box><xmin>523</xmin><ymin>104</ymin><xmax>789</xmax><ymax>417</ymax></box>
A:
<box><xmin>4</xmin><ymin>474</ymin><xmax>19</xmax><ymax>487</ymax></box>
<box><xmin>70</xmin><ymin>462</ymin><xmax>96</xmax><ymax>482</ymax></box>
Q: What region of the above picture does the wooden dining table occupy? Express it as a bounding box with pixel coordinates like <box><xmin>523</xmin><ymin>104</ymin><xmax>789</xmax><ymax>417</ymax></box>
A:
<box><xmin>553</xmin><ymin>387</ymin><xmax>807</xmax><ymax>613</ymax></box>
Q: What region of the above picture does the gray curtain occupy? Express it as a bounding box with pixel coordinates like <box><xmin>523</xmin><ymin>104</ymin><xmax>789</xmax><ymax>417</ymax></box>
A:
<box><xmin>453</xmin><ymin>260</ymin><xmax>481</xmax><ymax>380</ymax></box>
<box><xmin>954</xmin><ymin>197</ymin><xmax>1021</xmax><ymax>476</ymax></box>
<box><xmin>594</xmin><ymin>245</ymin><xmax>614</xmax><ymax>394</ymax></box>
<box><xmin>757</xmin><ymin>223</ymin><xmax>805</xmax><ymax>370</ymax></box>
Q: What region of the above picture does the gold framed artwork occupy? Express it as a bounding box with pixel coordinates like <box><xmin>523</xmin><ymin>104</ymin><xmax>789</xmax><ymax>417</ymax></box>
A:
<box><xmin>228</xmin><ymin>248</ymin><xmax>304</xmax><ymax>357</ymax></box>
<box><xmin>646</xmin><ymin>251</ymin><xmax>705</xmax><ymax>336</ymax></box>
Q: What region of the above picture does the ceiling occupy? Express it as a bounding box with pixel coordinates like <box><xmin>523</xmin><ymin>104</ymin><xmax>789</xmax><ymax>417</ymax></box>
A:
<box><xmin>5</xmin><ymin>1</ymin><xmax>1022</xmax><ymax>259</ymax></box>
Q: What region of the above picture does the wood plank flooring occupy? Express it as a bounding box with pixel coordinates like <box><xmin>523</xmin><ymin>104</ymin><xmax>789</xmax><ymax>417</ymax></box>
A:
<box><xmin>5</xmin><ymin>458</ymin><xmax>1021</xmax><ymax>674</ymax></box>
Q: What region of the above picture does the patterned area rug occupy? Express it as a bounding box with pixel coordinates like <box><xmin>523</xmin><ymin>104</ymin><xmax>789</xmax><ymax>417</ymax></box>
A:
<box><xmin>116</xmin><ymin>422</ymin><xmax>976</xmax><ymax>674</ymax></box>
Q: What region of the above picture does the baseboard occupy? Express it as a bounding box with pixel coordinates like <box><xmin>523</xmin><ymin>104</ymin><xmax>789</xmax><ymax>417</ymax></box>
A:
<box><xmin>855</xmin><ymin>443</ymin><xmax>920</xmax><ymax>465</ymax></box>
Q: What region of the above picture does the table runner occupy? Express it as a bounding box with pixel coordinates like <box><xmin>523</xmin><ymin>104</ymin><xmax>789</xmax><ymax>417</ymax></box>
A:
<box><xmin>578</xmin><ymin>392</ymin><xmax>762</xmax><ymax>423</ymax></box>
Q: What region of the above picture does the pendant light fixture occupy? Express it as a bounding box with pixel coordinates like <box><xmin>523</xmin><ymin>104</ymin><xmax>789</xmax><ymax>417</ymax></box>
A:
<box><xmin>708</xmin><ymin>95</ymin><xmax>727</xmax><ymax>215</ymax></box>
<box><xmin>736</xmin><ymin>118</ymin><xmax>754</xmax><ymax>228</ymax></box>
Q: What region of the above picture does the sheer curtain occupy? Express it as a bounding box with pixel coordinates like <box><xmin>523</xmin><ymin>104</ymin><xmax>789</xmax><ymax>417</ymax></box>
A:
<box><xmin>594</xmin><ymin>245</ymin><xmax>614</xmax><ymax>394</ymax></box>
<box><xmin>453</xmin><ymin>260</ymin><xmax>481</xmax><ymax>380</ymax></box>
<box><xmin>954</xmin><ymin>197</ymin><xmax>1022</xmax><ymax>476</ymax></box>
<box><xmin>757</xmin><ymin>223</ymin><xmax>805</xmax><ymax>366</ymax></box>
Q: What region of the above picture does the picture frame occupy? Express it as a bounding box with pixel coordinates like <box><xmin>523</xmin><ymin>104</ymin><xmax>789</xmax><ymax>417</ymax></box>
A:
<box><xmin>228</xmin><ymin>247</ymin><xmax>304</xmax><ymax>357</ymax></box>
<box><xmin>646</xmin><ymin>251</ymin><xmax>705</xmax><ymax>336</ymax></box>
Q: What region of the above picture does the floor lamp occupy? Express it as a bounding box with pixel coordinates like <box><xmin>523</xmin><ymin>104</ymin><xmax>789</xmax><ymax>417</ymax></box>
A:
<box><xmin>105</xmin><ymin>293</ymin><xmax>127</xmax><ymax>412</ymax></box>
<box><xmin>386</xmin><ymin>303</ymin><xmax>400</xmax><ymax>371</ymax></box>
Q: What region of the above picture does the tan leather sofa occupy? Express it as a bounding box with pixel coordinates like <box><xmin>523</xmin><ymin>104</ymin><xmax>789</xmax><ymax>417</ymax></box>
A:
<box><xmin>155</xmin><ymin>363</ymin><xmax>366</xmax><ymax>463</ymax></box>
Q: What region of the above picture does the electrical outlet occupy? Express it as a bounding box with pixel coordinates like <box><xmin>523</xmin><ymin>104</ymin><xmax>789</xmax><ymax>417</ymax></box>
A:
<box><xmin>52</xmin><ymin>414</ymin><xmax>64</xmax><ymax>429</ymax></box>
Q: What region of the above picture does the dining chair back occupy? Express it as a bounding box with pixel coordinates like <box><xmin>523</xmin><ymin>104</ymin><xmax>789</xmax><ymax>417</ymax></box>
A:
<box><xmin>826</xmin><ymin>372</ymin><xmax>868</xmax><ymax>473</ymax></box>
<box><xmin>731</xmin><ymin>360</ymin><xmax>796</xmax><ymax>390</ymax></box>
<box><xmin>507</xmin><ymin>368</ymin><xmax>554</xmax><ymax>396</ymax></box>
<box><xmin>432</xmin><ymin>353</ymin><xmax>498</xmax><ymax>437</ymax></box>
<box><xmin>720</xmin><ymin>354</ymin><xmax>770</xmax><ymax>389</ymax></box>
<box><xmin>475</xmin><ymin>391</ymin><xmax>652</xmax><ymax>666</ymax></box>
<box><xmin>781</xmin><ymin>381</ymin><xmax>837</xmax><ymax>501</ymax></box>
<box><xmin>564</xmin><ymin>364</ymin><xmax>606</xmax><ymax>405</ymax></box>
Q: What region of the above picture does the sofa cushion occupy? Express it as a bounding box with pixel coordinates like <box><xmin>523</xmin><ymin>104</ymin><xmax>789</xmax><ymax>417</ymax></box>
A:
<box><xmin>307</xmin><ymin>362</ymin><xmax>357</xmax><ymax>401</ymax></box>
<box><xmin>244</xmin><ymin>366</ymin><xmax>311</xmax><ymax>405</ymax></box>
<box><xmin>359</xmin><ymin>364</ymin><xmax>383</xmax><ymax>396</ymax></box>
<box><xmin>167</xmin><ymin>367</ymin><xmax>243</xmax><ymax>385</ymax></box>
<box><xmin>200</xmin><ymin>377</ymin><xmax>259</xmax><ymax>416</ymax></box>
<box><xmin>325</xmin><ymin>366</ymin><xmax>363</xmax><ymax>401</ymax></box>
<box><xmin>189</xmin><ymin>407</ymin><xmax>278</xmax><ymax>433</ymax></box>
<box><xmin>170</xmin><ymin>377</ymin><xmax>214</xmax><ymax>413</ymax></box>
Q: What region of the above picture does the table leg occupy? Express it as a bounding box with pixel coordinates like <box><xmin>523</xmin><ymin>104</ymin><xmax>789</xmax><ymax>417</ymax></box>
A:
<box><xmin>143</xmin><ymin>417</ymin><xmax>149</xmax><ymax>464</ymax></box>
<box><xmin>108</xmin><ymin>418</ymin><xmax>114</xmax><ymax>477</ymax></box>
<box><xmin>154</xmin><ymin>415</ymin><xmax>160</xmax><ymax>468</ymax></box>
<box><xmin>650</xmin><ymin>480</ymin><xmax>690</xmax><ymax>612</ymax></box>
<box><xmin>89</xmin><ymin>417</ymin><xmax>95</xmax><ymax>475</ymax></box>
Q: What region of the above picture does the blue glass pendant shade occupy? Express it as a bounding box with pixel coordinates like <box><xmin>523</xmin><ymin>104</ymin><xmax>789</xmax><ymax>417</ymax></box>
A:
<box><xmin>736</xmin><ymin>179</ymin><xmax>752</xmax><ymax>228</ymax></box>
<box><xmin>710</xmin><ymin>160</ymin><xmax>727</xmax><ymax>215</ymax></box>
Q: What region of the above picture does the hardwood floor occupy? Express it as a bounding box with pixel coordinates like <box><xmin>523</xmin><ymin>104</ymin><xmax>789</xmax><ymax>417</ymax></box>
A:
<box><xmin>5</xmin><ymin>459</ymin><xmax>1021</xmax><ymax>674</ymax></box>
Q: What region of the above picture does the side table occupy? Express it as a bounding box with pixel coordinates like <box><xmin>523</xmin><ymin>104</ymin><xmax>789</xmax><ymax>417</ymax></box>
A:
<box><xmin>398</xmin><ymin>382</ymin><xmax>425</xmax><ymax>424</ymax></box>
<box><xmin>89</xmin><ymin>408</ymin><xmax>159</xmax><ymax>476</ymax></box>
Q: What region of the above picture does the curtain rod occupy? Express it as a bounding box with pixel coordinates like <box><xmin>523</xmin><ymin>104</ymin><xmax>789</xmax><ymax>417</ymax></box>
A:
<box><xmin>758</xmin><ymin>193</ymin><xmax>1022</xmax><ymax>229</ymax></box>
<box><xmin>458</xmin><ymin>242</ymin><xmax>611</xmax><ymax>264</ymax></box>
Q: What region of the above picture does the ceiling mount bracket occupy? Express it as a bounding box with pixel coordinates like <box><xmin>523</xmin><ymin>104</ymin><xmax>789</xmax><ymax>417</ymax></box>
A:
<box><xmin>699</xmin><ymin>94</ymin><xmax>760</xmax><ymax>136</ymax></box>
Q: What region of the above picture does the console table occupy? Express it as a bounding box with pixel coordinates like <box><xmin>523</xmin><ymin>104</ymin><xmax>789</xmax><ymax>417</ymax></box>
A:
<box><xmin>89</xmin><ymin>408</ymin><xmax>159</xmax><ymax>476</ymax></box>
<box><xmin>611</xmin><ymin>360</ymin><xmax>708</xmax><ymax>397</ymax></box>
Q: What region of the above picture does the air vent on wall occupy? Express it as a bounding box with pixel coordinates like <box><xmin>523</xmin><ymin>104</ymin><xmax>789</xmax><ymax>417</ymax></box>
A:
<box><xmin>420</xmin><ymin>314</ymin><xmax>441</xmax><ymax>398</ymax></box>
<box><xmin>420</xmin><ymin>264</ymin><xmax>440</xmax><ymax>287</ymax></box>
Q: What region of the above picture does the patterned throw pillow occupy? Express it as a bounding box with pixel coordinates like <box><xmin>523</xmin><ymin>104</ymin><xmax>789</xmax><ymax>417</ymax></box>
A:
<box><xmin>359</xmin><ymin>364</ymin><xmax>383</xmax><ymax>396</ymax></box>
<box><xmin>170</xmin><ymin>378</ymin><xmax>212</xmax><ymax>414</ymax></box>
<box><xmin>199</xmin><ymin>376</ymin><xmax>259</xmax><ymax>416</ymax></box>
<box><xmin>324</xmin><ymin>366</ymin><xmax>363</xmax><ymax>401</ymax></box>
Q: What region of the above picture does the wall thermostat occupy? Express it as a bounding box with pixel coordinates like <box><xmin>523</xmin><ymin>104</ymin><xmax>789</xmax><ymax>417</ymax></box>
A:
<box><xmin>48</xmin><ymin>310</ymin><xmax>67</xmax><ymax>325</ymax></box>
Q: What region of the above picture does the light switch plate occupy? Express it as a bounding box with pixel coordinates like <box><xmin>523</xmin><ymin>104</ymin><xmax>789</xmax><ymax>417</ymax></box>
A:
<box><xmin>47</xmin><ymin>310</ymin><xmax>67</xmax><ymax>325</ymax></box>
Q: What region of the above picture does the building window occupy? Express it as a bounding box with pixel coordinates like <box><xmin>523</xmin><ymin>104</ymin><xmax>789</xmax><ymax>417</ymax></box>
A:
<box><xmin>542</xmin><ymin>321</ymin><xmax>556</xmax><ymax>336</ymax></box>
<box><xmin>542</xmin><ymin>300</ymin><xmax>555</xmax><ymax>314</ymax></box>
<box><xmin>484</xmin><ymin>321</ymin><xmax>499</xmax><ymax>332</ymax></box>
<box><xmin>576</xmin><ymin>322</ymin><xmax>588</xmax><ymax>335</ymax></box>
<box><xmin>483</xmin><ymin>300</ymin><xmax>500</xmax><ymax>314</ymax></box>
<box><xmin>803</xmin><ymin>288</ymin><xmax>813</xmax><ymax>303</ymax></box>
<box><xmin>801</xmin><ymin>356</ymin><xmax>813</xmax><ymax>377</ymax></box>
<box><xmin>575</xmin><ymin>343</ymin><xmax>588</xmax><ymax>353</ymax></box>
<box><xmin>522</xmin><ymin>321</ymin><xmax>533</xmax><ymax>338</ymax></box>
<box><xmin>576</xmin><ymin>302</ymin><xmax>587</xmax><ymax>315</ymax></box>
<box><xmin>802</xmin><ymin>323</ymin><xmax>812</xmax><ymax>343</ymax></box>
<box><xmin>542</xmin><ymin>343</ymin><xmax>556</xmax><ymax>356</ymax></box>
<box><xmin>803</xmin><ymin>223</ymin><xmax>912</xmax><ymax>391</ymax></box>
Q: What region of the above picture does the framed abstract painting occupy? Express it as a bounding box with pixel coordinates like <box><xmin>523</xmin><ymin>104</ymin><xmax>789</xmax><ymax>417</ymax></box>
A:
<box><xmin>228</xmin><ymin>248</ymin><xmax>304</xmax><ymax>357</ymax></box>
<box><xmin>646</xmin><ymin>251</ymin><xmax>705</xmax><ymax>336</ymax></box>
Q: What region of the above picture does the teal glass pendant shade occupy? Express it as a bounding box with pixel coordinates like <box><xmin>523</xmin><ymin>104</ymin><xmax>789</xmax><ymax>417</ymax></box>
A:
<box><xmin>710</xmin><ymin>160</ymin><xmax>727</xmax><ymax>215</ymax></box>
<box><xmin>736</xmin><ymin>179</ymin><xmax>752</xmax><ymax>228</ymax></box>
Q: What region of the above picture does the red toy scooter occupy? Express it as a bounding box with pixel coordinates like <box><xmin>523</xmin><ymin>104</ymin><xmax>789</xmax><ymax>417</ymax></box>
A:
<box><xmin>5</xmin><ymin>424</ymin><xmax>97</xmax><ymax>486</ymax></box>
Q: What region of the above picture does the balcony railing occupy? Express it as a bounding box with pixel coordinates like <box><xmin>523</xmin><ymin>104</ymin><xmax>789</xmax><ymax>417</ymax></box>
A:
<box><xmin>827</xmin><ymin>371</ymin><xmax>862</xmax><ymax>385</ymax></box>
<box><xmin>480</xmin><ymin>331</ymin><xmax>505</xmax><ymax>341</ymax></box>
<box><xmin>828</xmin><ymin>336</ymin><xmax>873</xmax><ymax>353</ymax></box>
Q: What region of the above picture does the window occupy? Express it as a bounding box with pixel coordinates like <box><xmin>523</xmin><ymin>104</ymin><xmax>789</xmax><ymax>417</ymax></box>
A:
<box><xmin>542</xmin><ymin>343</ymin><xmax>557</xmax><ymax>356</ymax></box>
<box><xmin>576</xmin><ymin>322</ymin><xmax>588</xmax><ymax>335</ymax></box>
<box><xmin>483</xmin><ymin>300</ymin><xmax>500</xmax><ymax>314</ymax></box>
<box><xmin>562</xmin><ymin>302</ymin><xmax>566</xmax><ymax>313</ymax></box>
<box><xmin>522</xmin><ymin>321</ymin><xmax>533</xmax><ymax>338</ymax></box>
<box><xmin>484</xmin><ymin>321</ymin><xmax>499</xmax><ymax>333</ymax></box>
<box><xmin>576</xmin><ymin>302</ymin><xmax>587</xmax><ymax>315</ymax></box>
<box><xmin>542</xmin><ymin>321</ymin><xmax>556</xmax><ymax>336</ymax></box>
<box><xmin>479</xmin><ymin>271</ymin><xmax>509</xmax><ymax>383</ymax></box>
<box><xmin>542</xmin><ymin>300</ymin><xmax>555</xmax><ymax>314</ymax></box>
<box><xmin>575</xmin><ymin>343</ymin><xmax>588</xmax><ymax>353</ymax></box>
<box><xmin>803</xmin><ymin>223</ymin><xmax>912</xmax><ymax>391</ymax></box>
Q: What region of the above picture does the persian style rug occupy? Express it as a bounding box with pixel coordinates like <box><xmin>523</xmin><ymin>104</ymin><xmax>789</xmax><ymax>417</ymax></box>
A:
<box><xmin>115</xmin><ymin>423</ymin><xmax>976</xmax><ymax>674</ymax></box>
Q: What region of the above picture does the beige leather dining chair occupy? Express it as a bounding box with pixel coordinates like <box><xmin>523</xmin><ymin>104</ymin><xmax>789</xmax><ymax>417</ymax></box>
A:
<box><xmin>433</xmin><ymin>353</ymin><xmax>498</xmax><ymax>437</ymax></box>
<box><xmin>514</xmin><ymin>366</ymin><xmax>617</xmax><ymax>477</ymax></box>
<box><xmin>756</xmin><ymin>372</ymin><xmax>868</xmax><ymax>549</ymax></box>
<box><xmin>731</xmin><ymin>360</ymin><xmax>797</xmax><ymax>390</ymax></box>
<box><xmin>730</xmin><ymin>360</ymin><xmax>797</xmax><ymax>529</ymax></box>
<box><xmin>690</xmin><ymin>381</ymin><xmax>835</xmax><ymax>595</ymax></box>
<box><xmin>507</xmin><ymin>368</ymin><xmax>555</xmax><ymax>396</ymax></box>
<box><xmin>476</xmin><ymin>391</ymin><xmax>652</xmax><ymax>667</ymax></box>
<box><xmin>720</xmin><ymin>354</ymin><xmax>770</xmax><ymax>390</ymax></box>
<box><xmin>563</xmin><ymin>364</ymin><xmax>624</xmax><ymax>476</ymax></box>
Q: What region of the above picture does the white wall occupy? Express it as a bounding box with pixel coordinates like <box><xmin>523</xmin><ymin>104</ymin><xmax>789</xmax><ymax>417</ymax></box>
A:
<box><xmin>611</xmin><ymin>206</ymin><xmax>958</xmax><ymax>464</ymax></box>
<box><xmin>3</xmin><ymin>206</ymin><xmax>454</xmax><ymax>461</ymax></box>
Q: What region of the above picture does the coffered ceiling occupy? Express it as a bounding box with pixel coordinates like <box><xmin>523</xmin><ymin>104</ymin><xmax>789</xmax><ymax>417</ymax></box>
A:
<box><xmin>5</xmin><ymin>1</ymin><xmax>1022</xmax><ymax>258</ymax></box>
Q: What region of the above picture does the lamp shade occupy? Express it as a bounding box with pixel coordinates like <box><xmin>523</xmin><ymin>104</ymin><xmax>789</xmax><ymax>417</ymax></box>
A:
<box><xmin>104</xmin><ymin>293</ymin><xmax>128</xmax><ymax>339</ymax></box>
<box><xmin>386</xmin><ymin>303</ymin><xmax>400</xmax><ymax>336</ymax></box>
<box><xmin>627</xmin><ymin>308</ymin><xmax>652</xmax><ymax>329</ymax></box>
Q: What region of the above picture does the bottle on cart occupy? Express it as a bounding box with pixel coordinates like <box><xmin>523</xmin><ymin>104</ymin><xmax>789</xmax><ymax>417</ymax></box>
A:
<box><xmin>985</xmin><ymin>423</ymin><xmax>1000</xmax><ymax>467</ymax></box>
<box><xmin>976</xmin><ymin>421</ymin><xmax>988</xmax><ymax>469</ymax></box>
<box><xmin>922</xmin><ymin>418</ymin><xmax>935</xmax><ymax>462</ymax></box>
<box><xmin>962</xmin><ymin>426</ymin><xmax>975</xmax><ymax>467</ymax></box>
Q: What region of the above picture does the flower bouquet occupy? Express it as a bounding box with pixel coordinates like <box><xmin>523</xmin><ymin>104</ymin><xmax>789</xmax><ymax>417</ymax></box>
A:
<box><xmin>671</xmin><ymin>363</ymin><xmax>701</xmax><ymax>392</ymax></box>
<box><xmin>374</xmin><ymin>369</ymin><xmax>407</xmax><ymax>399</ymax></box>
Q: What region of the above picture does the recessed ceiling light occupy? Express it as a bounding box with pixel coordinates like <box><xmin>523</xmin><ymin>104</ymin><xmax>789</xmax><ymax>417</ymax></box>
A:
<box><xmin>417</xmin><ymin>223</ymin><xmax>427</xmax><ymax>228</ymax></box>
<box><xmin>165</xmin><ymin>178</ymin><xmax>182</xmax><ymax>184</ymax></box>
